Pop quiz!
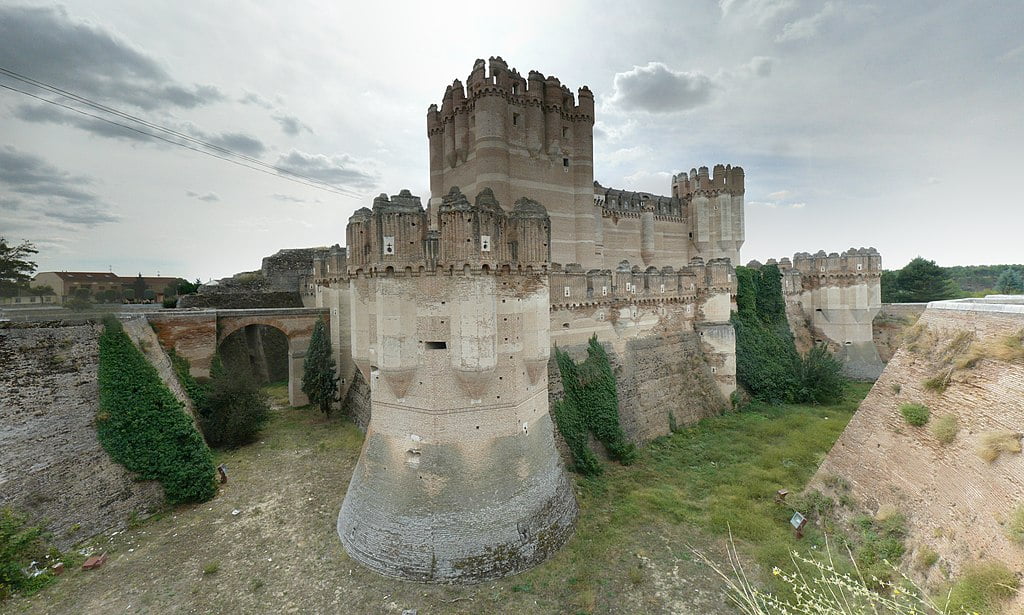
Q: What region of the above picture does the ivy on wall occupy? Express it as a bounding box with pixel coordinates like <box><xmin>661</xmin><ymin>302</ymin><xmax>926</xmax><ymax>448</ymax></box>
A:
<box><xmin>552</xmin><ymin>335</ymin><xmax>637</xmax><ymax>475</ymax></box>
<box><xmin>732</xmin><ymin>265</ymin><xmax>845</xmax><ymax>404</ymax></box>
<box><xmin>97</xmin><ymin>316</ymin><xmax>216</xmax><ymax>504</ymax></box>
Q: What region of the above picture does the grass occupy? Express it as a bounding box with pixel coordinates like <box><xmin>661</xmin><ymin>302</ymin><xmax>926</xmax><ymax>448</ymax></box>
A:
<box><xmin>201</xmin><ymin>561</ymin><xmax>220</xmax><ymax>575</ymax></box>
<box><xmin>944</xmin><ymin>560</ymin><xmax>1019</xmax><ymax>614</ymax></box>
<box><xmin>976</xmin><ymin>430</ymin><xmax>1022</xmax><ymax>463</ymax></box>
<box><xmin>513</xmin><ymin>382</ymin><xmax>871</xmax><ymax>608</ymax></box>
<box><xmin>263</xmin><ymin>380</ymin><xmax>291</xmax><ymax>407</ymax></box>
<box><xmin>914</xmin><ymin>546</ymin><xmax>939</xmax><ymax>570</ymax></box>
<box><xmin>930</xmin><ymin>415</ymin><xmax>958</xmax><ymax>444</ymax></box>
<box><xmin>900</xmin><ymin>403</ymin><xmax>930</xmax><ymax>426</ymax></box>
<box><xmin>1007</xmin><ymin>504</ymin><xmax>1024</xmax><ymax>545</ymax></box>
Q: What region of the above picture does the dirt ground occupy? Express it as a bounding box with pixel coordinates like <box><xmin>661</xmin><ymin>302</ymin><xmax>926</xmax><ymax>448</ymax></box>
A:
<box><xmin>6</xmin><ymin>405</ymin><xmax>738</xmax><ymax>615</ymax></box>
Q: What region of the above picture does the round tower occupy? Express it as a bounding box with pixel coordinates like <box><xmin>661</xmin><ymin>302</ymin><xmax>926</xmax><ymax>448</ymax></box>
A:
<box><xmin>338</xmin><ymin>191</ymin><xmax>577</xmax><ymax>583</ymax></box>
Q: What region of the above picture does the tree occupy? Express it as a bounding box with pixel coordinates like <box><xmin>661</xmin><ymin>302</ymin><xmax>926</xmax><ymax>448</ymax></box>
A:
<box><xmin>0</xmin><ymin>237</ymin><xmax>38</xmax><ymax>297</ymax></box>
<box><xmin>995</xmin><ymin>268</ymin><xmax>1024</xmax><ymax>294</ymax></box>
<box><xmin>894</xmin><ymin>257</ymin><xmax>958</xmax><ymax>302</ymax></box>
<box><xmin>177</xmin><ymin>278</ymin><xmax>201</xmax><ymax>296</ymax></box>
<box><xmin>131</xmin><ymin>274</ymin><xmax>147</xmax><ymax>302</ymax></box>
<box><xmin>302</xmin><ymin>318</ymin><xmax>338</xmax><ymax>414</ymax></box>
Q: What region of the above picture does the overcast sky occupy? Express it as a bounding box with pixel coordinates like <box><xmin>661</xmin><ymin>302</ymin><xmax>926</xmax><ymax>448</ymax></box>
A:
<box><xmin>2</xmin><ymin>1</ymin><xmax>1022</xmax><ymax>281</ymax></box>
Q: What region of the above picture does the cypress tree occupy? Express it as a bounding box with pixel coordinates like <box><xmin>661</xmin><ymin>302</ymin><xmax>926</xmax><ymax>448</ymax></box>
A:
<box><xmin>302</xmin><ymin>317</ymin><xmax>338</xmax><ymax>414</ymax></box>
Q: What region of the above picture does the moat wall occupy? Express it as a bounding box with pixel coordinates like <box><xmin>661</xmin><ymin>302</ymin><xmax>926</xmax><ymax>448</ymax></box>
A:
<box><xmin>0</xmin><ymin>321</ymin><xmax>164</xmax><ymax>549</ymax></box>
<box><xmin>812</xmin><ymin>298</ymin><xmax>1024</xmax><ymax>608</ymax></box>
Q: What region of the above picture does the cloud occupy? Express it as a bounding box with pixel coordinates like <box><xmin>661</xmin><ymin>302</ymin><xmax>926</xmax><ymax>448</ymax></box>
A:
<box><xmin>776</xmin><ymin>2</ymin><xmax>837</xmax><ymax>42</ymax></box>
<box><xmin>719</xmin><ymin>0</ymin><xmax>797</xmax><ymax>25</ymax></box>
<box><xmin>271</xmin><ymin>193</ymin><xmax>321</xmax><ymax>203</ymax></box>
<box><xmin>767</xmin><ymin>190</ymin><xmax>791</xmax><ymax>200</ymax></box>
<box><xmin>272</xmin><ymin>113</ymin><xmax>312</xmax><ymax>136</ymax></box>
<box><xmin>13</xmin><ymin>103</ymin><xmax>152</xmax><ymax>142</ymax></box>
<box><xmin>186</xmin><ymin>190</ymin><xmax>220</xmax><ymax>202</ymax></box>
<box><xmin>239</xmin><ymin>92</ymin><xmax>275</xmax><ymax>109</ymax></box>
<box><xmin>746</xmin><ymin>56</ymin><xmax>775</xmax><ymax>78</ymax></box>
<box><xmin>621</xmin><ymin>170</ymin><xmax>674</xmax><ymax>195</ymax></box>
<box><xmin>606</xmin><ymin>62</ymin><xmax>717</xmax><ymax>113</ymax></box>
<box><xmin>274</xmin><ymin>150</ymin><xmax>378</xmax><ymax>191</ymax></box>
<box><xmin>600</xmin><ymin>146</ymin><xmax>654</xmax><ymax>166</ymax></box>
<box><xmin>204</xmin><ymin>132</ymin><xmax>266</xmax><ymax>157</ymax></box>
<box><xmin>749</xmin><ymin>193</ymin><xmax>806</xmax><ymax>210</ymax></box>
<box><xmin>788</xmin><ymin>202</ymin><xmax>806</xmax><ymax>209</ymax></box>
<box><xmin>0</xmin><ymin>146</ymin><xmax>119</xmax><ymax>226</ymax></box>
<box><xmin>0</xmin><ymin>5</ymin><xmax>221</xmax><ymax>110</ymax></box>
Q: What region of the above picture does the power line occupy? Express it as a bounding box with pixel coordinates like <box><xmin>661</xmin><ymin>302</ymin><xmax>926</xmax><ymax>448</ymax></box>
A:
<box><xmin>0</xmin><ymin>67</ymin><xmax>365</xmax><ymax>198</ymax></box>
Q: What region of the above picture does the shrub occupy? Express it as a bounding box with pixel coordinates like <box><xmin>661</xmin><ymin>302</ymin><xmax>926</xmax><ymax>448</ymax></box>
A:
<box><xmin>794</xmin><ymin>344</ymin><xmax>846</xmax><ymax>404</ymax></box>
<box><xmin>200</xmin><ymin>356</ymin><xmax>270</xmax><ymax>448</ymax></box>
<box><xmin>914</xmin><ymin>546</ymin><xmax>938</xmax><ymax>570</ymax></box>
<box><xmin>977</xmin><ymin>430</ymin><xmax>1022</xmax><ymax>463</ymax></box>
<box><xmin>930</xmin><ymin>414</ymin><xmax>958</xmax><ymax>444</ymax></box>
<box><xmin>1007</xmin><ymin>504</ymin><xmax>1024</xmax><ymax>545</ymax></box>
<box><xmin>945</xmin><ymin>560</ymin><xmax>1018</xmax><ymax>614</ymax></box>
<box><xmin>167</xmin><ymin>349</ymin><xmax>208</xmax><ymax>412</ymax></box>
<box><xmin>96</xmin><ymin>316</ymin><xmax>216</xmax><ymax>504</ymax></box>
<box><xmin>302</xmin><ymin>318</ymin><xmax>338</xmax><ymax>414</ymax></box>
<box><xmin>0</xmin><ymin>508</ymin><xmax>54</xmax><ymax>600</ymax></box>
<box><xmin>899</xmin><ymin>403</ymin><xmax>930</xmax><ymax>426</ymax></box>
<box><xmin>921</xmin><ymin>371</ymin><xmax>950</xmax><ymax>393</ymax></box>
<box><xmin>161</xmin><ymin>297</ymin><xmax>178</xmax><ymax>308</ymax></box>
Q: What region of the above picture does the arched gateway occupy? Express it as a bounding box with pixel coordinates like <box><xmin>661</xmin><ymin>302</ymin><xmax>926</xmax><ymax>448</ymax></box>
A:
<box><xmin>146</xmin><ymin>307</ymin><xmax>329</xmax><ymax>407</ymax></box>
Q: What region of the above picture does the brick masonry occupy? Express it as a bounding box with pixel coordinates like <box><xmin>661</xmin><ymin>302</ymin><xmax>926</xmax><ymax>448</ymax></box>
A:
<box><xmin>813</xmin><ymin>299</ymin><xmax>1024</xmax><ymax>603</ymax></box>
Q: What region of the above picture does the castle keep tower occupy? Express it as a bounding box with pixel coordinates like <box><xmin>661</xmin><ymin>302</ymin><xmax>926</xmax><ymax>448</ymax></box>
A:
<box><xmin>428</xmin><ymin>57</ymin><xmax>596</xmax><ymax>268</ymax></box>
<box><xmin>673</xmin><ymin>164</ymin><xmax>745</xmax><ymax>264</ymax></box>
<box><xmin>337</xmin><ymin>189</ymin><xmax>578</xmax><ymax>582</ymax></box>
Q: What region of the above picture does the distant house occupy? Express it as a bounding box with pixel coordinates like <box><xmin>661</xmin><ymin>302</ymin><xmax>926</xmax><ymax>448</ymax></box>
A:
<box><xmin>32</xmin><ymin>271</ymin><xmax>123</xmax><ymax>303</ymax></box>
<box><xmin>0</xmin><ymin>290</ymin><xmax>58</xmax><ymax>307</ymax></box>
<box><xmin>31</xmin><ymin>272</ymin><xmax>182</xmax><ymax>303</ymax></box>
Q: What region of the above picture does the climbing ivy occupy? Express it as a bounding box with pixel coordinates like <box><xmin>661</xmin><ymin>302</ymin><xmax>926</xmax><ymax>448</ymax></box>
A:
<box><xmin>732</xmin><ymin>265</ymin><xmax>845</xmax><ymax>404</ymax></box>
<box><xmin>97</xmin><ymin>316</ymin><xmax>216</xmax><ymax>504</ymax></box>
<box><xmin>167</xmin><ymin>348</ymin><xmax>208</xmax><ymax>412</ymax></box>
<box><xmin>552</xmin><ymin>335</ymin><xmax>637</xmax><ymax>475</ymax></box>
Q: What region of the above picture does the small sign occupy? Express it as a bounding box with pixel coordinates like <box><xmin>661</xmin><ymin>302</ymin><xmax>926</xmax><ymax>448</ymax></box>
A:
<box><xmin>383</xmin><ymin>236</ymin><xmax>395</xmax><ymax>255</ymax></box>
<box><xmin>790</xmin><ymin>512</ymin><xmax>806</xmax><ymax>530</ymax></box>
<box><xmin>564</xmin><ymin>286</ymin><xmax>571</xmax><ymax>297</ymax></box>
<box><xmin>601</xmin><ymin>285</ymin><xmax>608</xmax><ymax>296</ymax></box>
<box><xmin>481</xmin><ymin>235</ymin><xmax>491</xmax><ymax>252</ymax></box>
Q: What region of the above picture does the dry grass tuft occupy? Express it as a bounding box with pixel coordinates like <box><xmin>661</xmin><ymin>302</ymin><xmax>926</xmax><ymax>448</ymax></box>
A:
<box><xmin>903</xmin><ymin>323</ymin><xmax>934</xmax><ymax>354</ymax></box>
<box><xmin>977</xmin><ymin>430</ymin><xmax>1022</xmax><ymax>463</ymax></box>
<box><xmin>930</xmin><ymin>415</ymin><xmax>958</xmax><ymax>444</ymax></box>
<box><xmin>922</xmin><ymin>370</ymin><xmax>951</xmax><ymax>393</ymax></box>
<box><xmin>953</xmin><ymin>329</ymin><xmax>1024</xmax><ymax>369</ymax></box>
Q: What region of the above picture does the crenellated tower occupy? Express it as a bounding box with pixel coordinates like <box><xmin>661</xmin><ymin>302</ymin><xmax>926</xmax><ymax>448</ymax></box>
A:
<box><xmin>672</xmin><ymin>164</ymin><xmax>745</xmax><ymax>264</ymax></box>
<box><xmin>337</xmin><ymin>188</ymin><xmax>577</xmax><ymax>582</ymax></box>
<box><xmin>428</xmin><ymin>56</ymin><xmax>595</xmax><ymax>268</ymax></box>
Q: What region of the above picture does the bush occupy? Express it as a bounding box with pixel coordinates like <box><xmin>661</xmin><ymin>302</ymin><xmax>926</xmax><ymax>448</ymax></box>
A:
<box><xmin>96</xmin><ymin>316</ymin><xmax>216</xmax><ymax>504</ymax></box>
<box><xmin>945</xmin><ymin>560</ymin><xmax>1019</xmax><ymax>614</ymax></box>
<box><xmin>0</xmin><ymin>508</ymin><xmax>54</xmax><ymax>600</ymax></box>
<box><xmin>167</xmin><ymin>349</ymin><xmax>208</xmax><ymax>411</ymax></box>
<box><xmin>899</xmin><ymin>403</ymin><xmax>930</xmax><ymax>426</ymax></box>
<box><xmin>200</xmin><ymin>357</ymin><xmax>270</xmax><ymax>448</ymax></box>
<box><xmin>161</xmin><ymin>296</ymin><xmax>178</xmax><ymax>308</ymax></box>
<box><xmin>930</xmin><ymin>414</ymin><xmax>958</xmax><ymax>444</ymax></box>
<box><xmin>794</xmin><ymin>344</ymin><xmax>845</xmax><ymax>404</ymax></box>
<box><xmin>977</xmin><ymin>430</ymin><xmax>1022</xmax><ymax>463</ymax></box>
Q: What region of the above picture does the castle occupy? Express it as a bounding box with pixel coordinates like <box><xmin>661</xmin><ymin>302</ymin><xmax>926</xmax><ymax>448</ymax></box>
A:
<box><xmin>298</xmin><ymin>57</ymin><xmax>880</xmax><ymax>581</ymax></box>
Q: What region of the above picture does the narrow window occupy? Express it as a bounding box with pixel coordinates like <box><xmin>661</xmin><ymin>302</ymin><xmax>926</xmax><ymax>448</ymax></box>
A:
<box><xmin>563</xmin><ymin>157</ymin><xmax>569</xmax><ymax>168</ymax></box>
<box><xmin>425</xmin><ymin>341</ymin><xmax>447</xmax><ymax>350</ymax></box>
<box><xmin>562</xmin><ymin>126</ymin><xmax>568</xmax><ymax>138</ymax></box>
<box><xmin>511</xmin><ymin>84</ymin><xmax>519</xmax><ymax>95</ymax></box>
<box><xmin>512</xmin><ymin>112</ymin><xmax>520</xmax><ymax>126</ymax></box>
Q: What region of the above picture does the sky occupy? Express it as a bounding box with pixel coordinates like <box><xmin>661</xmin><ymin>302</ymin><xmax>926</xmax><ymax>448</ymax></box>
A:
<box><xmin>1</xmin><ymin>1</ymin><xmax>1022</xmax><ymax>282</ymax></box>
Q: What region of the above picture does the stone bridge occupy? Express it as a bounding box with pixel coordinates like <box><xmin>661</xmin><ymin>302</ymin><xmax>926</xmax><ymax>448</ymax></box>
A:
<box><xmin>146</xmin><ymin>308</ymin><xmax>329</xmax><ymax>406</ymax></box>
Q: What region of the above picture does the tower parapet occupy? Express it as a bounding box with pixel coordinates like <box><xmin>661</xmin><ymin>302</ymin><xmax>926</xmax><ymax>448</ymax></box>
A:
<box><xmin>428</xmin><ymin>57</ymin><xmax>595</xmax><ymax>267</ymax></box>
<box><xmin>338</xmin><ymin>188</ymin><xmax>577</xmax><ymax>582</ymax></box>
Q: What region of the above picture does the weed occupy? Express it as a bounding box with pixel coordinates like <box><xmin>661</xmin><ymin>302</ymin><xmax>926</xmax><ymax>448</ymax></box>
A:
<box><xmin>822</xmin><ymin>474</ymin><xmax>850</xmax><ymax>492</ymax></box>
<box><xmin>899</xmin><ymin>403</ymin><xmax>930</xmax><ymax>426</ymax></box>
<box><xmin>914</xmin><ymin>546</ymin><xmax>938</xmax><ymax>570</ymax></box>
<box><xmin>890</xmin><ymin>383</ymin><xmax>901</xmax><ymax>394</ymax></box>
<box><xmin>627</xmin><ymin>566</ymin><xmax>644</xmax><ymax>586</ymax></box>
<box><xmin>250</xmin><ymin>578</ymin><xmax>264</xmax><ymax>592</ymax></box>
<box><xmin>511</xmin><ymin>582</ymin><xmax>533</xmax><ymax>593</ymax></box>
<box><xmin>921</xmin><ymin>371</ymin><xmax>950</xmax><ymax>393</ymax></box>
<box><xmin>202</xmin><ymin>561</ymin><xmax>220</xmax><ymax>575</ymax></box>
<box><xmin>976</xmin><ymin>430</ymin><xmax>1022</xmax><ymax>463</ymax></box>
<box><xmin>929</xmin><ymin>415</ymin><xmax>958</xmax><ymax>444</ymax></box>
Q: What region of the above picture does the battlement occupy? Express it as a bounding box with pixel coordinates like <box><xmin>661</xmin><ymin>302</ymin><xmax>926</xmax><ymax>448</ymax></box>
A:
<box><xmin>593</xmin><ymin>182</ymin><xmax>684</xmax><ymax>218</ymax></box>
<box><xmin>788</xmin><ymin>247</ymin><xmax>882</xmax><ymax>276</ymax></box>
<box><xmin>672</xmin><ymin>164</ymin><xmax>745</xmax><ymax>197</ymax></box>
<box><xmin>549</xmin><ymin>257</ymin><xmax>736</xmax><ymax>308</ymax></box>
<box><xmin>346</xmin><ymin>187</ymin><xmax>550</xmax><ymax>277</ymax></box>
